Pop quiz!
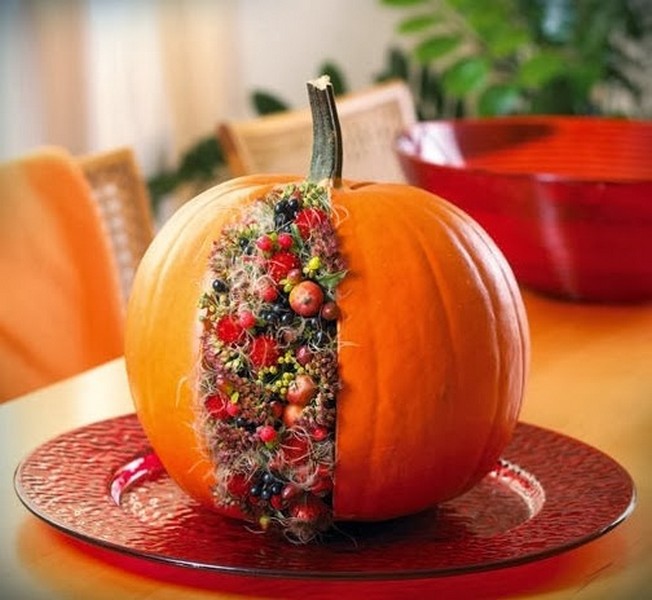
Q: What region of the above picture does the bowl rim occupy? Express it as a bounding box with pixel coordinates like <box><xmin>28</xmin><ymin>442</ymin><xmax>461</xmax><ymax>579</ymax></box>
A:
<box><xmin>395</xmin><ymin>115</ymin><xmax>652</xmax><ymax>186</ymax></box>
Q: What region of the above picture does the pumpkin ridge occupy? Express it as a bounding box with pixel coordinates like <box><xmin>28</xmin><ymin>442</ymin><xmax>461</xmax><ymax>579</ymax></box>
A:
<box><xmin>457</xmin><ymin>209</ymin><xmax>529</xmax><ymax>428</ymax></box>
<box><xmin>434</xmin><ymin>213</ymin><xmax>506</xmax><ymax>483</ymax></box>
<box><xmin>437</xmin><ymin>206</ymin><xmax>527</xmax><ymax>481</ymax></box>
<box><xmin>332</xmin><ymin>193</ymin><xmax>383</xmax><ymax>517</ymax></box>
<box><xmin>335</xmin><ymin>189</ymin><xmax>466</xmax><ymax>518</ymax></box>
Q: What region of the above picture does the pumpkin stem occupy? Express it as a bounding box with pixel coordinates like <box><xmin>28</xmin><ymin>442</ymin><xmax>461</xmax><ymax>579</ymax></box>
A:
<box><xmin>307</xmin><ymin>75</ymin><xmax>343</xmax><ymax>186</ymax></box>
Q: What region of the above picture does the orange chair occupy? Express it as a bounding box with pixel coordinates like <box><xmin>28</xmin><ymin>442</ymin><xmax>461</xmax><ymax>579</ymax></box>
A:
<box><xmin>0</xmin><ymin>147</ymin><xmax>134</xmax><ymax>402</ymax></box>
<box><xmin>217</xmin><ymin>79</ymin><xmax>417</xmax><ymax>183</ymax></box>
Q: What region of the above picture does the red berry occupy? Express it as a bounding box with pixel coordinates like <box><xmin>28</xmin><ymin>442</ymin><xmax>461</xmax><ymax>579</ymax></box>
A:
<box><xmin>226</xmin><ymin>402</ymin><xmax>241</xmax><ymax>417</ymax></box>
<box><xmin>256</xmin><ymin>234</ymin><xmax>274</xmax><ymax>253</ymax></box>
<box><xmin>270</xmin><ymin>494</ymin><xmax>284</xmax><ymax>510</ymax></box>
<box><xmin>216</xmin><ymin>315</ymin><xmax>244</xmax><ymax>344</ymax></box>
<box><xmin>285</xmin><ymin>268</ymin><xmax>303</xmax><ymax>286</ymax></box>
<box><xmin>249</xmin><ymin>335</ymin><xmax>280</xmax><ymax>368</ymax></box>
<box><xmin>289</xmin><ymin>281</ymin><xmax>324</xmax><ymax>317</ymax></box>
<box><xmin>258</xmin><ymin>283</ymin><xmax>278</xmax><ymax>303</ymax></box>
<box><xmin>281</xmin><ymin>483</ymin><xmax>301</xmax><ymax>502</ymax></box>
<box><xmin>311</xmin><ymin>466</ymin><xmax>333</xmax><ymax>495</ymax></box>
<box><xmin>283</xmin><ymin>404</ymin><xmax>303</xmax><ymax>427</ymax></box>
<box><xmin>294</xmin><ymin>208</ymin><xmax>329</xmax><ymax>239</ymax></box>
<box><xmin>286</xmin><ymin>374</ymin><xmax>317</xmax><ymax>407</ymax></box>
<box><xmin>267</xmin><ymin>251</ymin><xmax>301</xmax><ymax>282</ymax></box>
<box><xmin>204</xmin><ymin>393</ymin><xmax>229</xmax><ymax>419</ymax></box>
<box><xmin>311</xmin><ymin>425</ymin><xmax>329</xmax><ymax>441</ymax></box>
<box><xmin>226</xmin><ymin>473</ymin><xmax>250</xmax><ymax>497</ymax></box>
<box><xmin>258</xmin><ymin>425</ymin><xmax>277</xmax><ymax>443</ymax></box>
<box><xmin>320</xmin><ymin>301</ymin><xmax>340</xmax><ymax>321</ymax></box>
<box><xmin>238</xmin><ymin>310</ymin><xmax>256</xmax><ymax>330</ymax></box>
<box><xmin>277</xmin><ymin>232</ymin><xmax>294</xmax><ymax>250</ymax></box>
<box><xmin>281</xmin><ymin>433</ymin><xmax>310</xmax><ymax>463</ymax></box>
<box><xmin>289</xmin><ymin>494</ymin><xmax>329</xmax><ymax>524</ymax></box>
<box><xmin>270</xmin><ymin>401</ymin><xmax>284</xmax><ymax>419</ymax></box>
<box><xmin>295</xmin><ymin>345</ymin><xmax>312</xmax><ymax>366</ymax></box>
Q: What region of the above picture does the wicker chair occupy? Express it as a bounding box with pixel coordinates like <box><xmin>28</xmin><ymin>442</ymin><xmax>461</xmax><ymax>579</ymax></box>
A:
<box><xmin>0</xmin><ymin>146</ymin><xmax>154</xmax><ymax>402</ymax></box>
<box><xmin>217</xmin><ymin>79</ymin><xmax>417</xmax><ymax>183</ymax></box>
<box><xmin>78</xmin><ymin>147</ymin><xmax>154</xmax><ymax>308</ymax></box>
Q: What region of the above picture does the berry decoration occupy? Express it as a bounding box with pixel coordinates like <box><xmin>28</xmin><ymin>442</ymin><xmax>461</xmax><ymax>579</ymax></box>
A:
<box><xmin>125</xmin><ymin>76</ymin><xmax>529</xmax><ymax>545</ymax></box>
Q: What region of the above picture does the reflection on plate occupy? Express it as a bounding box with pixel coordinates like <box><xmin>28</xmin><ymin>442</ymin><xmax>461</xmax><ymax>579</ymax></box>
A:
<box><xmin>14</xmin><ymin>414</ymin><xmax>635</xmax><ymax>580</ymax></box>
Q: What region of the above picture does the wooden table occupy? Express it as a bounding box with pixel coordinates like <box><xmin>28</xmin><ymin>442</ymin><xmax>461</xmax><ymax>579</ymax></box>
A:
<box><xmin>2</xmin><ymin>290</ymin><xmax>651</xmax><ymax>599</ymax></box>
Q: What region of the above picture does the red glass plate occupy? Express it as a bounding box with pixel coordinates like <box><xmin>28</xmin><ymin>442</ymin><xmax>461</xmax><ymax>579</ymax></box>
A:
<box><xmin>14</xmin><ymin>414</ymin><xmax>635</xmax><ymax>580</ymax></box>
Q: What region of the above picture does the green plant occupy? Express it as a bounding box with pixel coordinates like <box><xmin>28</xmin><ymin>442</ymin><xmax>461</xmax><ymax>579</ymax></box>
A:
<box><xmin>147</xmin><ymin>135</ymin><xmax>225</xmax><ymax>211</ymax></box>
<box><xmin>377</xmin><ymin>0</ymin><xmax>651</xmax><ymax>118</ymax></box>
<box><xmin>147</xmin><ymin>63</ymin><xmax>348</xmax><ymax>210</ymax></box>
<box><xmin>148</xmin><ymin>1</ymin><xmax>650</xmax><ymax>208</ymax></box>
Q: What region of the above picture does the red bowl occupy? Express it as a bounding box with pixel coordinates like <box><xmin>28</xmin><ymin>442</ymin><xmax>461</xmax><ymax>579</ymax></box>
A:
<box><xmin>396</xmin><ymin>117</ymin><xmax>652</xmax><ymax>302</ymax></box>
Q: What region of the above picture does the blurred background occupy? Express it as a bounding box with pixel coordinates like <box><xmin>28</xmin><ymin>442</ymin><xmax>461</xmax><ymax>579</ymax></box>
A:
<box><xmin>0</xmin><ymin>1</ymin><xmax>397</xmax><ymax>199</ymax></box>
<box><xmin>2</xmin><ymin>0</ymin><xmax>651</xmax><ymax>219</ymax></box>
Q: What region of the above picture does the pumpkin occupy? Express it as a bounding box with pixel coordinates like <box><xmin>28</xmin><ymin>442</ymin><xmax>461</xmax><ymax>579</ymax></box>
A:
<box><xmin>125</xmin><ymin>76</ymin><xmax>529</xmax><ymax>542</ymax></box>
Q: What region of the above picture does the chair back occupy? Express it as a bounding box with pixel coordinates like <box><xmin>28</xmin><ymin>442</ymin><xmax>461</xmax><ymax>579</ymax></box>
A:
<box><xmin>78</xmin><ymin>147</ymin><xmax>154</xmax><ymax>307</ymax></box>
<box><xmin>0</xmin><ymin>146</ymin><xmax>154</xmax><ymax>402</ymax></box>
<box><xmin>218</xmin><ymin>79</ymin><xmax>417</xmax><ymax>183</ymax></box>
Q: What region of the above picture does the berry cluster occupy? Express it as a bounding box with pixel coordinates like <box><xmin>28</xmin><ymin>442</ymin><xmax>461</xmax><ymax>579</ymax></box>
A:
<box><xmin>197</xmin><ymin>182</ymin><xmax>346</xmax><ymax>542</ymax></box>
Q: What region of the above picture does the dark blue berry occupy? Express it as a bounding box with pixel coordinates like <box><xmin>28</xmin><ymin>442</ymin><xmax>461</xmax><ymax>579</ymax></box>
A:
<box><xmin>239</xmin><ymin>237</ymin><xmax>253</xmax><ymax>254</ymax></box>
<box><xmin>259</xmin><ymin>308</ymin><xmax>278</xmax><ymax>325</ymax></box>
<box><xmin>274</xmin><ymin>213</ymin><xmax>291</xmax><ymax>230</ymax></box>
<box><xmin>314</xmin><ymin>330</ymin><xmax>330</xmax><ymax>345</ymax></box>
<box><xmin>212</xmin><ymin>279</ymin><xmax>228</xmax><ymax>293</ymax></box>
<box><xmin>305</xmin><ymin>317</ymin><xmax>325</xmax><ymax>334</ymax></box>
<box><xmin>275</xmin><ymin>293</ymin><xmax>290</xmax><ymax>308</ymax></box>
<box><xmin>250</xmin><ymin>484</ymin><xmax>262</xmax><ymax>497</ymax></box>
<box><xmin>279</xmin><ymin>312</ymin><xmax>295</xmax><ymax>326</ymax></box>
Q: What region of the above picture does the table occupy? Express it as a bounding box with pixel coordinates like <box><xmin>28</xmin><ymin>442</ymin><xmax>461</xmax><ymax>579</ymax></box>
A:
<box><xmin>2</xmin><ymin>289</ymin><xmax>651</xmax><ymax>599</ymax></box>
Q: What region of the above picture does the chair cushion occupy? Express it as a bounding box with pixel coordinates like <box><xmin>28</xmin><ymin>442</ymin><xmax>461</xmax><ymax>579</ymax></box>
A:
<box><xmin>0</xmin><ymin>147</ymin><xmax>124</xmax><ymax>401</ymax></box>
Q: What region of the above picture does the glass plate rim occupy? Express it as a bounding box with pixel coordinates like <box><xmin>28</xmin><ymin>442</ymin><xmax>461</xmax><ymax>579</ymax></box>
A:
<box><xmin>13</xmin><ymin>414</ymin><xmax>636</xmax><ymax>581</ymax></box>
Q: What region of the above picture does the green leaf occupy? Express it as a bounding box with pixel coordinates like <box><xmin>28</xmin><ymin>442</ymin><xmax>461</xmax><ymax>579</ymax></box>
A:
<box><xmin>397</xmin><ymin>14</ymin><xmax>439</xmax><ymax>34</ymax></box>
<box><xmin>251</xmin><ymin>91</ymin><xmax>289</xmax><ymax>115</ymax></box>
<box><xmin>478</xmin><ymin>84</ymin><xmax>522</xmax><ymax>116</ymax></box>
<box><xmin>380</xmin><ymin>0</ymin><xmax>428</xmax><ymax>6</ymax></box>
<box><xmin>441</xmin><ymin>57</ymin><xmax>489</xmax><ymax>96</ymax></box>
<box><xmin>147</xmin><ymin>170</ymin><xmax>178</xmax><ymax>206</ymax></box>
<box><xmin>465</xmin><ymin>4</ymin><xmax>510</xmax><ymax>36</ymax></box>
<box><xmin>414</xmin><ymin>35</ymin><xmax>461</xmax><ymax>63</ymax></box>
<box><xmin>485</xmin><ymin>26</ymin><xmax>530</xmax><ymax>58</ymax></box>
<box><xmin>317</xmin><ymin>269</ymin><xmax>348</xmax><ymax>293</ymax></box>
<box><xmin>177</xmin><ymin>136</ymin><xmax>224</xmax><ymax>180</ymax></box>
<box><xmin>517</xmin><ymin>52</ymin><xmax>566</xmax><ymax>88</ymax></box>
<box><xmin>529</xmin><ymin>77</ymin><xmax>580</xmax><ymax>114</ymax></box>
<box><xmin>383</xmin><ymin>47</ymin><xmax>411</xmax><ymax>81</ymax></box>
<box><xmin>418</xmin><ymin>66</ymin><xmax>444</xmax><ymax>118</ymax></box>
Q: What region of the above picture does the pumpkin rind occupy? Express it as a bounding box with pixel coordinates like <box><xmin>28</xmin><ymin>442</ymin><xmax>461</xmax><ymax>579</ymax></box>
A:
<box><xmin>332</xmin><ymin>183</ymin><xmax>528</xmax><ymax>520</ymax></box>
<box><xmin>126</xmin><ymin>176</ymin><xmax>529</xmax><ymax>525</ymax></box>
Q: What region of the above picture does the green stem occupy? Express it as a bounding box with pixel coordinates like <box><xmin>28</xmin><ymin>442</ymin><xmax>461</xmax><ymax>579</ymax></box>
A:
<box><xmin>307</xmin><ymin>76</ymin><xmax>343</xmax><ymax>185</ymax></box>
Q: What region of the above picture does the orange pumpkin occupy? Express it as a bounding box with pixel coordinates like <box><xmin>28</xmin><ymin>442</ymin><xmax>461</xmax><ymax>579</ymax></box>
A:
<box><xmin>125</xmin><ymin>77</ymin><xmax>529</xmax><ymax>541</ymax></box>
